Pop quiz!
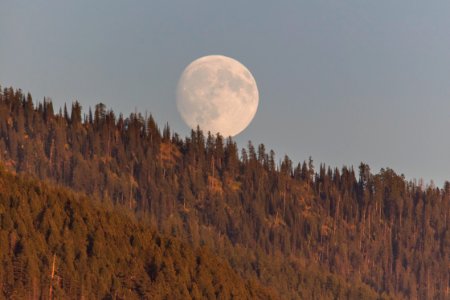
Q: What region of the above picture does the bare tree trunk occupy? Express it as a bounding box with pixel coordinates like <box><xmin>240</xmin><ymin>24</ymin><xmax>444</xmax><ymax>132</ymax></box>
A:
<box><xmin>49</xmin><ymin>254</ymin><xmax>56</xmax><ymax>300</ymax></box>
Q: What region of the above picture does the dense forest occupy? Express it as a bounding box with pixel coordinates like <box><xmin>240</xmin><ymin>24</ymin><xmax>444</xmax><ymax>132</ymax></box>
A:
<box><xmin>0</xmin><ymin>86</ymin><xmax>448</xmax><ymax>299</ymax></box>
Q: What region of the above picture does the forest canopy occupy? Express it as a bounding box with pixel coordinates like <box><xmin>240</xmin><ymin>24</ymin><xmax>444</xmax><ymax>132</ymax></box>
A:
<box><xmin>0</xmin><ymin>86</ymin><xmax>448</xmax><ymax>299</ymax></box>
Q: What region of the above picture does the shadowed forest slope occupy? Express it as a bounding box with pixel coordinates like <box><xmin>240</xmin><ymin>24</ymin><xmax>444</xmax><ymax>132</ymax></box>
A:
<box><xmin>0</xmin><ymin>164</ymin><xmax>381</xmax><ymax>299</ymax></box>
<box><xmin>0</xmin><ymin>86</ymin><xmax>448</xmax><ymax>299</ymax></box>
<box><xmin>0</xmin><ymin>166</ymin><xmax>278</xmax><ymax>299</ymax></box>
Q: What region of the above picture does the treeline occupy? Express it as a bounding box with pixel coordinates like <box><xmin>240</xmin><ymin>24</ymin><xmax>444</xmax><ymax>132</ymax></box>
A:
<box><xmin>0</xmin><ymin>86</ymin><xmax>448</xmax><ymax>299</ymax></box>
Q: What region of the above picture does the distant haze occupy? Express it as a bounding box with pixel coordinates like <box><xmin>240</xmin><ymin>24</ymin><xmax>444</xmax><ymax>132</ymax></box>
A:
<box><xmin>1</xmin><ymin>1</ymin><xmax>449</xmax><ymax>186</ymax></box>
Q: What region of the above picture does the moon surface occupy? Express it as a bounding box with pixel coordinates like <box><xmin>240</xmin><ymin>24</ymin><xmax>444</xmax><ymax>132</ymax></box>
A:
<box><xmin>177</xmin><ymin>55</ymin><xmax>259</xmax><ymax>137</ymax></box>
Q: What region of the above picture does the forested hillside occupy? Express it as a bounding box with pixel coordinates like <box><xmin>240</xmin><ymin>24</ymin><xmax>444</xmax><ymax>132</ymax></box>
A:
<box><xmin>0</xmin><ymin>166</ymin><xmax>280</xmax><ymax>299</ymax></box>
<box><xmin>0</xmin><ymin>86</ymin><xmax>448</xmax><ymax>299</ymax></box>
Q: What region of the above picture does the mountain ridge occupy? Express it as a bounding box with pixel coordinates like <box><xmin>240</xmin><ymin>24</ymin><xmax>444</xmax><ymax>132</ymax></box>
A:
<box><xmin>0</xmin><ymin>85</ymin><xmax>448</xmax><ymax>299</ymax></box>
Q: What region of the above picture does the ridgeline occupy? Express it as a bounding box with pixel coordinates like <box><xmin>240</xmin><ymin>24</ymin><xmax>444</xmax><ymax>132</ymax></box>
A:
<box><xmin>0</xmin><ymin>86</ymin><xmax>448</xmax><ymax>299</ymax></box>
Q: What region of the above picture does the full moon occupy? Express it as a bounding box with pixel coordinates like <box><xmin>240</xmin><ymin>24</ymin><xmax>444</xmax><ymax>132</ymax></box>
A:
<box><xmin>177</xmin><ymin>55</ymin><xmax>259</xmax><ymax>137</ymax></box>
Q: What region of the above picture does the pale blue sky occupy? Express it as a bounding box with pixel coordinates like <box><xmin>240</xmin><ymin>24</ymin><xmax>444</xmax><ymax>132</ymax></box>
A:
<box><xmin>1</xmin><ymin>1</ymin><xmax>450</xmax><ymax>186</ymax></box>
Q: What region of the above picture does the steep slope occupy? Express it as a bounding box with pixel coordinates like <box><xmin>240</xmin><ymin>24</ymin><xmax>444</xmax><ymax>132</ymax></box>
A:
<box><xmin>0</xmin><ymin>165</ymin><xmax>385</xmax><ymax>299</ymax></box>
<box><xmin>0</xmin><ymin>166</ymin><xmax>276</xmax><ymax>299</ymax></box>
<box><xmin>0</xmin><ymin>86</ymin><xmax>448</xmax><ymax>299</ymax></box>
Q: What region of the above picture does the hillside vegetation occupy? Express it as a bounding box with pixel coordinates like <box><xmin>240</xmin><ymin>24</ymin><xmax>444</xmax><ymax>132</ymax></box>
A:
<box><xmin>0</xmin><ymin>165</ymin><xmax>382</xmax><ymax>299</ymax></box>
<box><xmin>0</xmin><ymin>86</ymin><xmax>448</xmax><ymax>299</ymax></box>
<box><xmin>0</xmin><ymin>166</ymin><xmax>279</xmax><ymax>298</ymax></box>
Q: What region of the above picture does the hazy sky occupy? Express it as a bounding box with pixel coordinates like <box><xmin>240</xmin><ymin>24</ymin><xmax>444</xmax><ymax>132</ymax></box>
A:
<box><xmin>1</xmin><ymin>1</ymin><xmax>450</xmax><ymax>186</ymax></box>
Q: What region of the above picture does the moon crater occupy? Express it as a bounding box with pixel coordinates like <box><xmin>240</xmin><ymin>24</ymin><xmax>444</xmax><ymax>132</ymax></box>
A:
<box><xmin>177</xmin><ymin>55</ymin><xmax>259</xmax><ymax>137</ymax></box>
